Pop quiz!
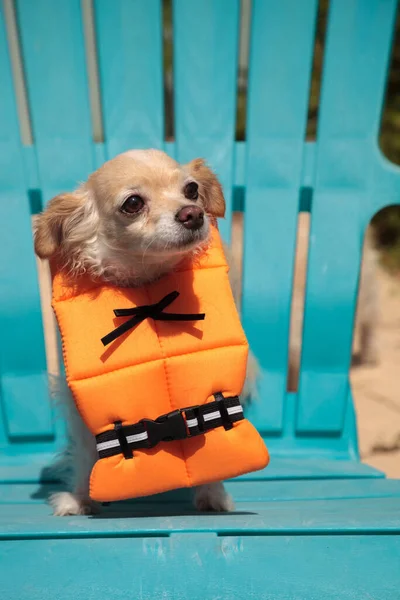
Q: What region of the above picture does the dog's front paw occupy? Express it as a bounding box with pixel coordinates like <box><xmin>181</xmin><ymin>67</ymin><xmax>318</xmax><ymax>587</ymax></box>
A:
<box><xmin>49</xmin><ymin>492</ymin><xmax>99</xmax><ymax>516</ymax></box>
<box><xmin>194</xmin><ymin>482</ymin><xmax>234</xmax><ymax>512</ymax></box>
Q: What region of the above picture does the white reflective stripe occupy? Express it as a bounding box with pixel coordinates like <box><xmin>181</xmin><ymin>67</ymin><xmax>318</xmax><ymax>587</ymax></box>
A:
<box><xmin>203</xmin><ymin>410</ymin><xmax>220</xmax><ymax>422</ymax></box>
<box><xmin>126</xmin><ymin>431</ymin><xmax>148</xmax><ymax>444</ymax></box>
<box><xmin>97</xmin><ymin>403</ymin><xmax>243</xmax><ymax>453</ymax></box>
<box><xmin>97</xmin><ymin>438</ymin><xmax>120</xmax><ymax>452</ymax></box>
<box><xmin>187</xmin><ymin>404</ymin><xmax>242</xmax><ymax>429</ymax></box>
<box><xmin>97</xmin><ymin>431</ymin><xmax>148</xmax><ymax>453</ymax></box>
<box><xmin>227</xmin><ymin>405</ymin><xmax>243</xmax><ymax>415</ymax></box>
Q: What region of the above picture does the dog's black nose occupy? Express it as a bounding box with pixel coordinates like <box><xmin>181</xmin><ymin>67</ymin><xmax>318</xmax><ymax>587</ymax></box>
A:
<box><xmin>176</xmin><ymin>205</ymin><xmax>204</xmax><ymax>230</ymax></box>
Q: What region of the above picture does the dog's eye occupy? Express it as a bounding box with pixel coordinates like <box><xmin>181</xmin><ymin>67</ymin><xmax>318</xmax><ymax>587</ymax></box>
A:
<box><xmin>184</xmin><ymin>181</ymin><xmax>199</xmax><ymax>200</ymax></box>
<box><xmin>120</xmin><ymin>195</ymin><xmax>145</xmax><ymax>215</ymax></box>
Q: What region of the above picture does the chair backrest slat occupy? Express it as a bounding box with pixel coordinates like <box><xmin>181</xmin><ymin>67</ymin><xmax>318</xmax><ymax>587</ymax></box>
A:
<box><xmin>0</xmin><ymin>3</ymin><xmax>53</xmax><ymax>442</ymax></box>
<box><xmin>242</xmin><ymin>0</ymin><xmax>318</xmax><ymax>434</ymax></box>
<box><xmin>94</xmin><ymin>0</ymin><xmax>164</xmax><ymax>158</ymax></box>
<box><xmin>297</xmin><ymin>0</ymin><xmax>398</xmax><ymax>434</ymax></box>
<box><xmin>16</xmin><ymin>0</ymin><xmax>94</xmax><ymax>200</ymax></box>
<box><xmin>173</xmin><ymin>0</ymin><xmax>240</xmax><ymax>239</ymax></box>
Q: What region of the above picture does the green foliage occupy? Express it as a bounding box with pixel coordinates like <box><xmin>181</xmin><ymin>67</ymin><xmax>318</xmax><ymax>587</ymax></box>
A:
<box><xmin>373</xmin><ymin>205</ymin><xmax>400</xmax><ymax>272</ymax></box>
<box><xmin>380</xmin><ymin>10</ymin><xmax>400</xmax><ymax>166</ymax></box>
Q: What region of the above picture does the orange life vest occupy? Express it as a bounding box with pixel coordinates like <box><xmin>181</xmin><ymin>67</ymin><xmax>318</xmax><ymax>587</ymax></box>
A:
<box><xmin>52</xmin><ymin>226</ymin><xmax>269</xmax><ymax>502</ymax></box>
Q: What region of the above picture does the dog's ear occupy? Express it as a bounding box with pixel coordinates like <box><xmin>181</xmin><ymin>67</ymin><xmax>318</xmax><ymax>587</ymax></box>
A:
<box><xmin>34</xmin><ymin>191</ymin><xmax>86</xmax><ymax>259</ymax></box>
<box><xmin>184</xmin><ymin>159</ymin><xmax>226</xmax><ymax>218</ymax></box>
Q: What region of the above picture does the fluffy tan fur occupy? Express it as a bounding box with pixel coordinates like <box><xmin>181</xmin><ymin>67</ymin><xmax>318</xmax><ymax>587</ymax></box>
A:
<box><xmin>35</xmin><ymin>150</ymin><xmax>225</xmax><ymax>287</ymax></box>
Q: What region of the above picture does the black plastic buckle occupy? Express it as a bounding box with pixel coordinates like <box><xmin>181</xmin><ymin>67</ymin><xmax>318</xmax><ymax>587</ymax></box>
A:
<box><xmin>140</xmin><ymin>409</ymin><xmax>188</xmax><ymax>448</ymax></box>
<box><xmin>183</xmin><ymin>404</ymin><xmax>205</xmax><ymax>432</ymax></box>
<box><xmin>114</xmin><ymin>420</ymin><xmax>134</xmax><ymax>459</ymax></box>
<box><xmin>214</xmin><ymin>393</ymin><xmax>233</xmax><ymax>431</ymax></box>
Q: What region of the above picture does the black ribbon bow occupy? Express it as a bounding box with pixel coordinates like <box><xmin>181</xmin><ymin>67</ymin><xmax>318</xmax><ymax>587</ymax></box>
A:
<box><xmin>101</xmin><ymin>291</ymin><xmax>205</xmax><ymax>346</ymax></box>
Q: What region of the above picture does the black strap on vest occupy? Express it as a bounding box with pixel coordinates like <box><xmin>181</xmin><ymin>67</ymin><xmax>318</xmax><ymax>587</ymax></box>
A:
<box><xmin>101</xmin><ymin>291</ymin><xmax>205</xmax><ymax>346</ymax></box>
<box><xmin>95</xmin><ymin>394</ymin><xmax>244</xmax><ymax>459</ymax></box>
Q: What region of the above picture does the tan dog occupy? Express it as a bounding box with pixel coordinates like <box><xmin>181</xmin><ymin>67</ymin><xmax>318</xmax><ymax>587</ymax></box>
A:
<box><xmin>35</xmin><ymin>149</ymin><xmax>238</xmax><ymax>516</ymax></box>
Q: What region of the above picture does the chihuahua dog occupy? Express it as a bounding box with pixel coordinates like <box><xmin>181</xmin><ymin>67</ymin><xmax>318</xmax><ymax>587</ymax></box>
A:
<box><xmin>35</xmin><ymin>149</ymin><xmax>251</xmax><ymax>516</ymax></box>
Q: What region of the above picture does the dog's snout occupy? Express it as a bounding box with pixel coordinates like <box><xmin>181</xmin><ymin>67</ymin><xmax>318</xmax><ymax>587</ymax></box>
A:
<box><xmin>175</xmin><ymin>205</ymin><xmax>204</xmax><ymax>230</ymax></box>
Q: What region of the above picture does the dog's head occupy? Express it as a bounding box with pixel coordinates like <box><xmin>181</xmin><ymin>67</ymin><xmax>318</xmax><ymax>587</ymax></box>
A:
<box><xmin>34</xmin><ymin>149</ymin><xmax>225</xmax><ymax>285</ymax></box>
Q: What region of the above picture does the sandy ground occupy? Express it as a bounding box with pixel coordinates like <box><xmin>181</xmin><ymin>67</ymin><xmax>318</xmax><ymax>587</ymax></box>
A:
<box><xmin>351</xmin><ymin>268</ymin><xmax>400</xmax><ymax>477</ymax></box>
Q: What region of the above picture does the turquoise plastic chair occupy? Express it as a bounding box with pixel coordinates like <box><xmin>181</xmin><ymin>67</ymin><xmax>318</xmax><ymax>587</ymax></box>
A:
<box><xmin>1</xmin><ymin>1</ymin><xmax>400</xmax><ymax>597</ymax></box>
